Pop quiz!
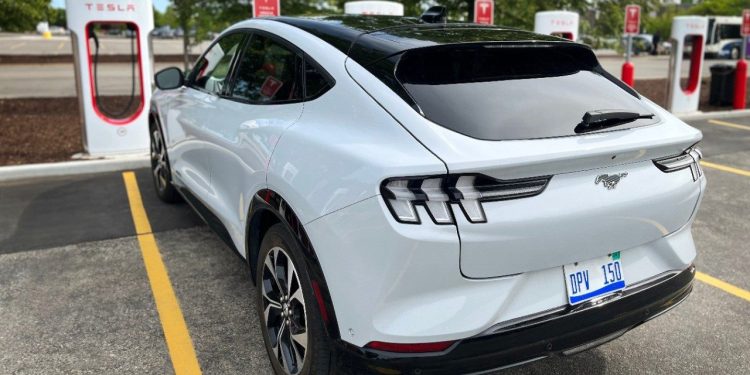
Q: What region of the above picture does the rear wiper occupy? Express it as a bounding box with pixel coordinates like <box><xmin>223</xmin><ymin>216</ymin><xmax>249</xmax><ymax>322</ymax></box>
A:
<box><xmin>575</xmin><ymin>110</ymin><xmax>654</xmax><ymax>134</ymax></box>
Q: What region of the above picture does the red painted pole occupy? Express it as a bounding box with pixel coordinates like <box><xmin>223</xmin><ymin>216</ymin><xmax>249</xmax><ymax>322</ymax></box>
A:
<box><xmin>734</xmin><ymin>59</ymin><xmax>747</xmax><ymax>109</ymax></box>
<box><xmin>621</xmin><ymin>61</ymin><xmax>635</xmax><ymax>87</ymax></box>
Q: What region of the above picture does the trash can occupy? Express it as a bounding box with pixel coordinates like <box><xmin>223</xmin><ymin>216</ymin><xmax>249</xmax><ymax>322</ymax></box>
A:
<box><xmin>709</xmin><ymin>64</ymin><xmax>735</xmax><ymax>106</ymax></box>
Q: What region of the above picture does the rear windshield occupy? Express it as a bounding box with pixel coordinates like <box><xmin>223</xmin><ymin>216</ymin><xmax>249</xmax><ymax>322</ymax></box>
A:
<box><xmin>394</xmin><ymin>43</ymin><xmax>658</xmax><ymax>140</ymax></box>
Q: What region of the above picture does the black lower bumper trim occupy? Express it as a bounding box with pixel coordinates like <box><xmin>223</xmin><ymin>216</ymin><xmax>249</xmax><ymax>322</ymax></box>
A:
<box><xmin>331</xmin><ymin>265</ymin><xmax>695</xmax><ymax>374</ymax></box>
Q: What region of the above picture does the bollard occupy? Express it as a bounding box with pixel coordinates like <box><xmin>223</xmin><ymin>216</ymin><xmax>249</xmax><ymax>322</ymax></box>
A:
<box><xmin>734</xmin><ymin>59</ymin><xmax>747</xmax><ymax>109</ymax></box>
<box><xmin>621</xmin><ymin>61</ymin><xmax>635</xmax><ymax>87</ymax></box>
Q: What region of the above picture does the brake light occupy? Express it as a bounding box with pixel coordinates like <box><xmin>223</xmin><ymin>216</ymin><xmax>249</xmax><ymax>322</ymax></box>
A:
<box><xmin>381</xmin><ymin>174</ymin><xmax>551</xmax><ymax>225</ymax></box>
<box><xmin>365</xmin><ymin>340</ymin><xmax>456</xmax><ymax>353</ymax></box>
<box><xmin>653</xmin><ymin>146</ymin><xmax>703</xmax><ymax>181</ymax></box>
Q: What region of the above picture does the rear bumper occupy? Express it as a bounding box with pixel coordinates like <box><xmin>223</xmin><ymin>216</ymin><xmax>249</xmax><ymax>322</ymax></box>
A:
<box><xmin>331</xmin><ymin>265</ymin><xmax>695</xmax><ymax>374</ymax></box>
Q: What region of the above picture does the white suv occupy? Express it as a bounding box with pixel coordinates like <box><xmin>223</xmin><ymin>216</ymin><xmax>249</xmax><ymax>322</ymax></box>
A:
<box><xmin>150</xmin><ymin>15</ymin><xmax>705</xmax><ymax>375</ymax></box>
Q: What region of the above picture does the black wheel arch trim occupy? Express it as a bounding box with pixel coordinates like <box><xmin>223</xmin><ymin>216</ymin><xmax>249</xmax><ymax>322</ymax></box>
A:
<box><xmin>247</xmin><ymin>189</ymin><xmax>342</xmax><ymax>340</ymax></box>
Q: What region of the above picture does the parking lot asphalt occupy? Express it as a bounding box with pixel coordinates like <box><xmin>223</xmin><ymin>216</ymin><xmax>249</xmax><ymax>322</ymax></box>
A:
<box><xmin>1</xmin><ymin>117</ymin><xmax>749</xmax><ymax>374</ymax></box>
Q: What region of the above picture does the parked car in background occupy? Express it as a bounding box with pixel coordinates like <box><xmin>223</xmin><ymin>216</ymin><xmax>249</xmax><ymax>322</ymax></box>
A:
<box><xmin>717</xmin><ymin>39</ymin><xmax>743</xmax><ymax>59</ymax></box>
<box><xmin>705</xmin><ymin>16</ymin><xmax>742</xmax><ymax>57</ymax></box>
<box><xmin>622</xmin><ymin>34</ymin><xmax>654</xmax><ymax>55</ymax></box>
<box><xmin>48</xmin><ymin>26</ymin><xmax>69</xmax><ymax>35</ymax></box>
<box><xmin>150</xmin><ymin>15</ymin><xmax>705</xmax><ymax>374</ymax></box>
<box><xmin>152</xmin><ymin>26</ymin><xmax>176</xmax><ymax>39</ymax></box>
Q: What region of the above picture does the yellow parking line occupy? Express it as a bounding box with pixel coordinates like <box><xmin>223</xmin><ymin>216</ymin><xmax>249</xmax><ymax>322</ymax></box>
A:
<box><xmin>695</xmin><ymin>272</ymin><xmax>750</xmax><ymax>303</ymax></box>
<box><xmin>708</xmin><ymin>119</ymin><xmax>750</xmax><ymax>131</ymax></box>
<box><xmin>56</xmin><ymin>41</ymin><xmax>65</xmax><ymax>51</ymax></box>
<box><xmin>9</xmin><ymin>42</ymin><xmax>25</xmax><ymax>50</ymax></box>
<box><xmin>122</xmin><ymin>172</ymin><xmax>202</xmax><ymax>375</ymax></box>
<box><xmin>700</xmin><ymin>161</ymin><xmax>750</xmax><ymax>177</ymax></box>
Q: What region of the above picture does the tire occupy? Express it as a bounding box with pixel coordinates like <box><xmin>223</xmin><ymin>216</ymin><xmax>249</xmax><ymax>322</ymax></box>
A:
<box><xmin>256</xmin><ymin>223</ymin><xmax>331</xmax><ymax>375</ymax></box>
<box><xmin>150</xmin><ymin>122</ymin><xmax>180</xmax><ymax>203</ymax></box>
<box><xmin>731</xmin><ymin>47</ymin><xmax>740</xmax><ymax>60</ymax></box>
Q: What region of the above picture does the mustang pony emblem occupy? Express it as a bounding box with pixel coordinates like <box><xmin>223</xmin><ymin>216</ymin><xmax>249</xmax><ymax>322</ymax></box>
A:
<box><xmin>595</xmin><ymin>173</ymin><xmax>628</xmax><ymax>190</ymax></box>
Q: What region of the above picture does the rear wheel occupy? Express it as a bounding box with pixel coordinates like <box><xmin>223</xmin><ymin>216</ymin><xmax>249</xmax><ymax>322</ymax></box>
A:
<box><xmin>256</xmin><ymin>224</ymin><xmax>330</xmax><ymax>375</ymax></box>
<box><xmin>150</xmin><ymin>123</ymin><xmax>180</xmax><ymax>203</ymax></box>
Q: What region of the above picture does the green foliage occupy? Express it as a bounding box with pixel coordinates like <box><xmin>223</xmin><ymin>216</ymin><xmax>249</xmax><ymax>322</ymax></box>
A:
<box><xmin>0</xmin><ymin>0</ymin><xmax>52</xmax><ymax>32</ymax></box>
<box><xmin>687</xmin><ymin>0</ymin><xmax>749</xmax><ymax>16</ymax></box>
<box><xmin>47</xmin><ymin>7</ymin><xmax>66</xmax><ymax>27</ymax></box>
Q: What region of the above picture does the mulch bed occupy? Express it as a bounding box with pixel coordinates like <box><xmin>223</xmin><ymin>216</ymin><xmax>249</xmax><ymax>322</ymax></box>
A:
<box><xmin>635</xmin><ymin>77</ymin><xmax>750</xmax><ymax>111</ymax></box>
<box><xmin>1</xmin><ymin>78</ymin><xmax>748</xmax><ymax>166</ymax></box>
<box><xmin>0</xmin><ymin>97</ymin><xmax>82</xmax><ymax>166</ymax></box>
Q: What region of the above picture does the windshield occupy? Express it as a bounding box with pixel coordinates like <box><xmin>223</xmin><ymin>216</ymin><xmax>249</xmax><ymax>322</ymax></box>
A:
<box><xmin>394</xmin><ymin>43</ymin><xmax>658</xmax><ymax>140</ymax></box>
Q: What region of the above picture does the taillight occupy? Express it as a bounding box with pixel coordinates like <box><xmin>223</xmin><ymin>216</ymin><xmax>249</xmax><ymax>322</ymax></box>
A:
<box><xmin>654</xmin><ymin>146</ymin><xmax>703</xmax><ymax>181</ymax></box>
<box><xmin>381</xmin><ymin>174</ymin><xmax>551</xmax><ymax>225</ymax></box>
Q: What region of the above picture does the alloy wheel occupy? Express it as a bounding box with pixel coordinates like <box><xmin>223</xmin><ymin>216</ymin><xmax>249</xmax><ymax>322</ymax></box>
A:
<box><xmin>262</xmin><ymin>246</ymin><xmax>308</xmax><ymax>375</ymax></box>
<box><xmin>150</xmin><ymin>128</ymin><xmax>169</xmax><ymax>192</ymax></box>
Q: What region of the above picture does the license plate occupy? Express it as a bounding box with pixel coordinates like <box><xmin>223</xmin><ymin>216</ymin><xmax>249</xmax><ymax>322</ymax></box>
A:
<box><xmin>564</xmin><ymin>252</ymin><xmax>625</xmax><ymax>305</ymax></box>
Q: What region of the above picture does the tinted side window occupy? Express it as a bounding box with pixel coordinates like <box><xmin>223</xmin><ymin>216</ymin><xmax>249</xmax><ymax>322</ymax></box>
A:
<box><xmin>231</xmin><ymin>34</ymin><xmax>302</xmax><ymax>103</ymax></box>
<box><xmin>304</xmin><ymin>60</ymin><xmax>332</xmax><ymax>99</ymax></box>
<box><xmin>191</xmin><ymin>33</ymin><xmax>245</xmax><ymax>95</ymax></box>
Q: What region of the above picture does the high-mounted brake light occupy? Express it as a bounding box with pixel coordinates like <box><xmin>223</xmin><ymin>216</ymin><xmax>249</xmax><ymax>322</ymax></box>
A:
<box><xmin>381</xmin><ymin>174</ymin><xmax>551</xmax><ymax>225</ymax></box>
<box><xmin>654</xmin><ymin>146</ymin><xmax>703</xmax><ymax>181</ymax></box>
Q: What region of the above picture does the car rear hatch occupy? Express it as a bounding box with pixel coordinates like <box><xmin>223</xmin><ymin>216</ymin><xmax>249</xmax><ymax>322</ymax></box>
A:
<box><xmin>346</xmin><ymin>27</ymin><xmax>704</xmax><ymax>278</ymax></box>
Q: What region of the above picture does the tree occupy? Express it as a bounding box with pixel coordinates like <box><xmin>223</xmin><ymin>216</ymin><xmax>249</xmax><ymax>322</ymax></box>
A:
<box><xmin>0</xmin><ymin>0</ymin><xmax>51</xmax><ymax>32</ymax></box>
<box><xmin>48</xmin><ymin>7</ymin><xmax>66</xmax><ymax>28</ymax></box>
<box><xmin>687</xmin><ymin>0</ymin><xmax>748</xmax><ymax>16</ymax></box>
<box><xmin>172</xmin><ymin>0</ymin><xmax>198</xmax><ymax>70</ymax></box>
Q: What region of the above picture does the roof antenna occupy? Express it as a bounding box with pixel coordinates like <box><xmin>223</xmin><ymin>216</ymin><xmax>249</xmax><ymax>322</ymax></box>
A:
<box><xmin>420</xmin><ymin>6</ymin><xmax>447</xmax><ymax>24</ymax></box>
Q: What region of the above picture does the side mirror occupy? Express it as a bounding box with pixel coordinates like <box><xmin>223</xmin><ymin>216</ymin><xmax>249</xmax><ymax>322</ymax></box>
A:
<box><xmin>155</xmin><ymin>67</ymin><xmax>184</xmax><ymax>90</ymax></box>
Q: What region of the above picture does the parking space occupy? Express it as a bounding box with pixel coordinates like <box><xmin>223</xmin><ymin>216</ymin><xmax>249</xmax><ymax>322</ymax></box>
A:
<box><xmin>1</xmin><ymin>116</ymin><xmax>749</xmax><ymax>374</ymax></box>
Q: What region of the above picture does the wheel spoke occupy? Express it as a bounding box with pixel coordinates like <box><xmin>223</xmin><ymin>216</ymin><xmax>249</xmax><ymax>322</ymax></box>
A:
<box><xmin>273</xmin><ymin>320</ymin><xmax>286</xmax><ymax>364</ymax></box>
<box><xmin>152</xmin><ymin>164</ymin><xmax>163</xmax><ymax>187</ymax></box>
<box><xmin>262</xmin><ymin>280</ymin><xmax>282</xmax><ymax>306</ymax></box>
<box><xmin>289</xmin><ymin>287</ymin><xmax>304</xmax><ymax>307</ymax></box>
<box><xmin>265</xmin><ymin>253</ymin><xmax>285</xmax><ymax>295</ymax></box>
<box><xmin>277</xmin><ymin>321</ymin><xmax>296</xmax><ymax>373</ymax></box>
<box><xmin>287</xmin><ymin>257</ymin><xmax>295</xmax><ymax>293</ymax></box>
<box><xmin>291</xmin><ymin>330</ymin><xmax>307</xmax><ymax>351</ymax></box>
<box><xmin>290</xmin><ymin>327</ymin><xmax>304</xmax><ymax>370</ymax></box>
<box><xmin>263</xmin><ymin>300</ymin><xmax>281</xmax><ymax>326</ymax></box>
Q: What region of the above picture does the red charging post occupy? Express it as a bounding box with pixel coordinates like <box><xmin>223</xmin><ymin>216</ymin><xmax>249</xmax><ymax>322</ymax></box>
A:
<box><xmin>734</xmin><ymin>9</ymin><xmax>750</xmax><ymax>109</ymax></box>
<box><xmin>622</xmin><ymin>5</ymin><xmax>640</xmax><ymax>87</ymax></box>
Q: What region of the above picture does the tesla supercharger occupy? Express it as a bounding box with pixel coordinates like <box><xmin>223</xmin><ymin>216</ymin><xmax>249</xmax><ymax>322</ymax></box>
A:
<box><xmin>534</xmin><ymin>11</ymin><xmax>579</xmax><ymax>41</ymax></box>
<box><xmin>66</xmin><ymin>0</ymin><xmax>154</xmax><ymax>156</ymax></box>
<box><xmin>667</xmin><ymin>16</ymin><xmax>707</xmax><ymax>114</ymax></box>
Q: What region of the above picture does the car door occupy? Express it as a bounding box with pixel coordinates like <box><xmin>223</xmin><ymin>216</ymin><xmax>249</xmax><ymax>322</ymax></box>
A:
<box><xmin>203</xmin><ymin>31</ymin><xmax>305</xmax><ymax>252</ymax></box>
<box><xmin>167</xmin><ymin>31</ymin><xmax>247</xmax><ymax>200</ymax></box>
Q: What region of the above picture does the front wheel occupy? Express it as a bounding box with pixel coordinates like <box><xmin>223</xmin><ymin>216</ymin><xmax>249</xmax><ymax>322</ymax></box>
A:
<box><xmin>150</xmin><ymin>124</ymin><xmax>180</xmax><ymax>203</ymax></box>
<box><xmin>256</xmin><ymin>224</ymin><xmax>330</xmax><ymax>375</ymax></box>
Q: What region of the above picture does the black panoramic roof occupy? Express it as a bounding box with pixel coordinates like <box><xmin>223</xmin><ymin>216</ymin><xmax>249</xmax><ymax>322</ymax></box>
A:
<box><xmin>272</xmin><ymin>15</ymin><xmax>570</xmax><ymax>66</ymax></box>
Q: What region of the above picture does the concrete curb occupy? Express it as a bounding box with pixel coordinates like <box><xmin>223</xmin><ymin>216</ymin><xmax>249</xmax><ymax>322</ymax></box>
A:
<box><xmin>0</xmin><ymin>154</ymin><xmax>149</xmax><ymax>183</ymax></box>
<box><xmin>677</xmin><ymin>109</ymin><xmax>750</xmax><ymax>121</ymax></box>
